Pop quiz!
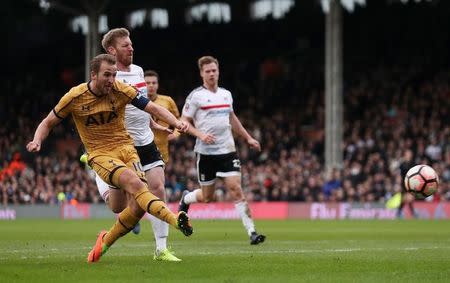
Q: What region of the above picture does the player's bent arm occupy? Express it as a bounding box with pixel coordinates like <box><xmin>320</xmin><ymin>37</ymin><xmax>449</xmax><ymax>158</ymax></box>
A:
<box><xmin>181</xmin><ymin>116</ymin><xmax>215</xmax><ymax>144</ymax></box>
<box><xmin>230</xmin><ymin>112</ymin><xmax>251</xmax><ymax>140</ymax></box>
<box><xmin>168</xmin><ymin>99</ymin><xmax>181</xmax><ymax>140</ymax></box>
<box><xmin>27</xmin><ymin>111</ymin><xmax>62</xmax><ymax>152</ymax></box>
<box><xmin>131</xmin><ymin>95</ymin><xmax>188</xmax><ymax>132</ymax></box>
<box><xmin>230</xmin><ymin>112</ymin><xmax>261</xmax><ymax>151</ymax></box>
<box><xmin>150</xmin><ymin>117</ymin><xmax>173</xmax><ymax>134</ymax></box>
<box><xmin>144</xmin><ymin>101</ymin><xmax>185</xmax><ymax>131</ymax></box>
<box><xmin>181</xmin><ymin>116</ymin><xmax>200</xmax><ymax>137</ymax></box>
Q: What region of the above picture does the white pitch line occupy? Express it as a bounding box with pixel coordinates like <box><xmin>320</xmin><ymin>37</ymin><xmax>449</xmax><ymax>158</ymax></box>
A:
<box><xmin>0</xmin><ymin>245</ymin><xmax>449</xmax><ymax>261</ymax></box>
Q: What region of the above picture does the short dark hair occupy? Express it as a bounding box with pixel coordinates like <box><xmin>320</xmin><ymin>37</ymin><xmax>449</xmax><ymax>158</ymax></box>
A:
<box><xmin>90</xmin><ymin>54</ymin><xmax>116</xmax><ymax>73</ymax></box>
<box><xmin>198</xmin><ymin>56</ymin><xmax>219</xmax><ymax>71</ymax></box>
<box><xmin>144</xmin><ymin>70</ymin><xmax>159</xmax><ymax>81</ymax></box>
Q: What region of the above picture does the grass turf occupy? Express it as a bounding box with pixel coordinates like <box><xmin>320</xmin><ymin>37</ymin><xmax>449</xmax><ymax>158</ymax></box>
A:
<box><xmin>0</xmin><ymin>219</ymin><xmax>450</xmax><ymax>282</ymax></box>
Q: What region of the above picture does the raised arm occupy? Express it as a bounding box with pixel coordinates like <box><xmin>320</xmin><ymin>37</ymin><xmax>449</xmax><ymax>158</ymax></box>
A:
<box><xmin>229</xmin><ymin>112</ymin><xmax>261</xmax><ymax>151</ymax></box>
<box><xmin>26</xmin><ymin>111</ymin><xmax>62</xmax><ymax>152</ymax></box>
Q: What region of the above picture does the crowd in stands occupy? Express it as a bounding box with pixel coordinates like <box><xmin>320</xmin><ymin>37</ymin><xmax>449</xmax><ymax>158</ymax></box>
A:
<box><xmin>1</xmin><ymin>64</ymin><xmax>449</xmax><ymax>205</ymax></box>
<box><xmin>2</xmin><ymin>1</ymin><xmax>449</xmax><ymax>205</ymax></box>
<box><xmin>163</xmin><ymin>66</ymin><xmax>450</xmax><ymax>203</ymax></box>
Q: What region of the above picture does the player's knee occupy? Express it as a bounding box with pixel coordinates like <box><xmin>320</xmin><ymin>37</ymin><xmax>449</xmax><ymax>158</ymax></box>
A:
<box><xmin>147</xmin><ymin>182</ymin><xmax>165</xmax><ymax>198</ymax></box>
<box><xmin>129</xmin><ymin>181</ymin><xmax>146</xmax><ymax>194</ymax></box>
<box><xmin>203</xmin><ymin>195</ymin><xmax>215</xmax><ymax>203</ymax></box>
<box><xmin>121</xmin><ymin>174</ymin><xmax>145</xmax><ymax>194</ymax></box>
<box><xmin>231</xmin><ymin>185</ymin><xmax>243</xmax><ymax>192</ymax></box>
<box><xmin>110</xmin><ymin>205</ymin><xmax>124</xmax><ymax>214</ymax></box>
<box><xmin>232</xmin><ymin>191</ymin><xmax>244</xmax><ymax>200</ymax></box>
<box><xmin>229</xmin><ymin>186</ymin><xmax>244</xmax><ymax>200</ymax></box>
<box><xmin>106</xmin><ymin>191</ymin><xmax>127</xmax><ymax>213</ymax></box>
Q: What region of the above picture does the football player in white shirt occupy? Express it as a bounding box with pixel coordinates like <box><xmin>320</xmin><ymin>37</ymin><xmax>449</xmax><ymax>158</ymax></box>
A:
<box><xmin>95</xmin><ymin>28</ymin><xmax>182</xmax><ymax>261</ymax></box>
<box><xmin>179</xmin><ymin>56</ymin><xmax>266</xmax><ymax>245</ymax></box>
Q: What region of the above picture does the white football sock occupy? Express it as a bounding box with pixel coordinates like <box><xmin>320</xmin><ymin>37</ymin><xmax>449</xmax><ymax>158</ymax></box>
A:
<box><xmin>148</xmin><ymin>214</ymin><xmax>168</xmax><ymax>253</ymax></box>
<box><xmin>183</xmin><ymin>189</ymin><xmax>200</xmax><ymax>204</ymax></box>
<box><xmin>235</xmin><ymin>201</ymin><xmax>256</xmax><ymax>236</ymax></box>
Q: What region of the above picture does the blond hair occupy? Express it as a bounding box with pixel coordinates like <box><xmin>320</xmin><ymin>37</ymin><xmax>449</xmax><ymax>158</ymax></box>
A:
<box><xmin>198</xmin><ymin>56</ymin><xmax>219</xmax><ymax>71</ymax></box>
<box><xmin>101</xmin><ymin>28</ymin><xmax>130</xmax><ymax>52</ymax></box>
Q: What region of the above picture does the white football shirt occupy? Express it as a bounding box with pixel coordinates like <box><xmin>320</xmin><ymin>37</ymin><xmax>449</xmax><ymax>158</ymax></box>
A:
<box><xmin>182</xmin><ymin>86</ymin><xmax>235</xmax><ymax>155</ymax></box>
<box><xmin>116</xmin><ymin>64</ymin><xmax>154</xmax><ymax>146</ymax></box>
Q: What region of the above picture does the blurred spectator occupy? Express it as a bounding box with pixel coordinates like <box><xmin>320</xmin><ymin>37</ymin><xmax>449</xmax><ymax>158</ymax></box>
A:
<box><xmin>322</xmin><ymin>168</ymin><xmax>342</xmax><ymax>200</ymax></box>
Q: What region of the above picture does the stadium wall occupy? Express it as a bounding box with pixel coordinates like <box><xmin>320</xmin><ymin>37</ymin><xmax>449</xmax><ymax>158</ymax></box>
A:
<box><xmin>1</xmin><ymin>202</ymin><xmax>449</xmax><ymax>220</ymax></box>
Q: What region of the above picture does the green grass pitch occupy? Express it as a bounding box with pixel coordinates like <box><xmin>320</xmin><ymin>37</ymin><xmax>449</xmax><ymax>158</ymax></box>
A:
<box><xmin>1</xmin><ymin>219</ymin><xmax>450</xmax><ymax>282</ymax></box>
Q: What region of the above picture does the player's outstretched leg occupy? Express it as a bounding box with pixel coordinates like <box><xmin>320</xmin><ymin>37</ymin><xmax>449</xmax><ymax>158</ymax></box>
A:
<box><xmin>250</xmin><ymin>232</ymin><xmax>266</xmax><ymax>245</ymax></box>
<box><xmin>177</xmin><ymin>211</ymin><xmax>193</xmax><ymax>236</ymax></box>
<box><xmin>133</xmin><ymin>187</ymin><xmax>193</xmax><ymax>236</ymax></box>
<box><xmin>87</xmin><ymin>206</ymin><xmax>141</xmax><ymax>263</ymax></box>
<box><xmin>87</xmin><ymin>231</ymin><xmax>108</xmax><ymax>263</ymax></box>
<box><xmin>178</xmin><ymin>190</ymin><xmax>191</xmax><ymax>213</ymax></box>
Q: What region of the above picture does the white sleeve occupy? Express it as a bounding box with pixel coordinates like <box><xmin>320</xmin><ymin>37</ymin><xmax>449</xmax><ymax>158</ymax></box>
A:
<box><xmin>137</xmin><ymin>65</ymin><xmax>144</xmax><ymax>79</ymax></box>
<box><xmin>228</xmin><ymin>90</ymin><xmax>234</xmax><ymax>112</ymax></box>
<box><xmin>182</xmin><ymin>93</ymin><xmax>198</xmax><ymax>118</ymax></box>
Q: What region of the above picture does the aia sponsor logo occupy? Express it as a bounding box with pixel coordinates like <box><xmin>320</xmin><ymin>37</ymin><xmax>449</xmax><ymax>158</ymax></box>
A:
<box><xmin>85</xmin><ymin>111</ymin><xmax>118</xmax><ymax>126</ymax></box>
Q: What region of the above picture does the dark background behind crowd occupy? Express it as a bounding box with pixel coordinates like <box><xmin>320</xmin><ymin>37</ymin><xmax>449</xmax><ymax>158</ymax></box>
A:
<box><xmin>1</xmin><ymin>0</ymin><xmax>449</xmax><ymax>205</ymax></box>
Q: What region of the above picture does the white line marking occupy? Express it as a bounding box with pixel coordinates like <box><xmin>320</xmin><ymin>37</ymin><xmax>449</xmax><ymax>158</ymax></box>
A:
<box><xmin>0</xmin><ymin>245</ymin><xmax>449</xmax><ymax>261</ymax></box>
